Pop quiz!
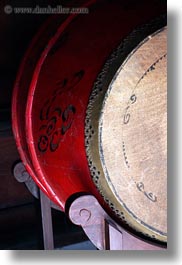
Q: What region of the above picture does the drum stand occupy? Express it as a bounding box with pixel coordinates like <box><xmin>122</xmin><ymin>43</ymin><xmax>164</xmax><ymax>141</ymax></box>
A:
<box><xmin>14</xmin><ymin>162</ymin><xmax>166</xmax><ymax>250</ymax></box>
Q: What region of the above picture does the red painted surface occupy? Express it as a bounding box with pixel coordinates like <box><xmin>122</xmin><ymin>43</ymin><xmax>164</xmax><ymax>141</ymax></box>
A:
<box><xmin>11</xmin><ymin>7</ymin><xmax>83</xmax><ymax>207</ymax></box>
<box><xmin>12</xmin><ymin>0</ymin><xmax>166</xmax><ymax>215</ymax></box>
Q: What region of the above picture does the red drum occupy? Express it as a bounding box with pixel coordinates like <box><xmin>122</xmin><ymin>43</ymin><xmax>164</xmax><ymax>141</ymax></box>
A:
<box><xmin>12</xmin><ymin>0</ymin><xmax>167</xmax><ymax>245</ymax></box>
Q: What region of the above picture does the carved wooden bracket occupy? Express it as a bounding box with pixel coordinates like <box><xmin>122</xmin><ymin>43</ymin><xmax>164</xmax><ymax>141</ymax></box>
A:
<box><xmin>68</xmin><ymin>195</ymin><xmax>166</xmax><ymax>250</ymax></box>
<box><xmin>13</xmin><ymin>163</ymin><xmax>166</xmax><ymax>250</ymax></box>
<box><xmin>13</xmin><ymin>161</ymin><xmax>61</xmax><ymax>211</ymax></box>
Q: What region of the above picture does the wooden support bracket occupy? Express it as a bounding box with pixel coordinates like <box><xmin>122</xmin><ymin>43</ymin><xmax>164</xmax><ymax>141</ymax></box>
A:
<box><xmin>68</xmin><ymin>195</ymin><xmax>166</xmax><ymax>250</ymax></box>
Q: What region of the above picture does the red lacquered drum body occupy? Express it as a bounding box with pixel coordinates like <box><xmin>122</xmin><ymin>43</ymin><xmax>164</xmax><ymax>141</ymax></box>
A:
<box><xmin>12</xmin><ymin>0</ymin><xmax>167</xmax><ymax>245</ymax></box>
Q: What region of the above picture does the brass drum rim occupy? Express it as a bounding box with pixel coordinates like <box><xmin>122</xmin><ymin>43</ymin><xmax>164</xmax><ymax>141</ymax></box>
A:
<box><xmin>85</xmin><ymin>16</ymin><xmax>167</xmax><ymax>244</ymax></box>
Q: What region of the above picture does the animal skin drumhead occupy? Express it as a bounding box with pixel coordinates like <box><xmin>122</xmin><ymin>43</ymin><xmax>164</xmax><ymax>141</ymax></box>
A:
<box><xmin>86</xmin><ymin>26</ymin><xmax>167</xmax><ymax>243</ymax></box>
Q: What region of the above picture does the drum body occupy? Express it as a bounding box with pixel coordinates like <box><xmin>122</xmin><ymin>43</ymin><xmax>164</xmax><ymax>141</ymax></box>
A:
<box><xmin>12</xmin><ymin>0</ymin><xmax>167</xmax><ymax>245</ymax></box>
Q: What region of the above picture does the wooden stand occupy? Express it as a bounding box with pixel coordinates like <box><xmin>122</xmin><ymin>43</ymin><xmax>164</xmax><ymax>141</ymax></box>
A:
<box><xmin>68</xmin><ymin>195</ymin><xmax>165</xmax><ymax>250</ymax></box>
<box><xmin>39</xmin><ymin>189</ymin><xmax>54</xmax><ymax>250</ymax></box>
<box><xmin>13</xmin><ymin>162</ymin><xmax>166</xmax><ymax>250</ymax></box>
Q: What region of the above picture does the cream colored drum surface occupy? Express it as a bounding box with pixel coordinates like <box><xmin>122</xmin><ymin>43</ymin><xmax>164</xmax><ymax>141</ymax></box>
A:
<box><xmin>86</xmin><ymin>25</ymin><xmax>167</xmax><ymax>243</ymax></box>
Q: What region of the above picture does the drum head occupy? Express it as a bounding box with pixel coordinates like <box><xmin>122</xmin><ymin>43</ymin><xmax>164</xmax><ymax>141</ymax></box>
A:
<box><xmin>86</xmin><ymin>25</ymin><xmax>167</xmax><ymax>243</ymax></box>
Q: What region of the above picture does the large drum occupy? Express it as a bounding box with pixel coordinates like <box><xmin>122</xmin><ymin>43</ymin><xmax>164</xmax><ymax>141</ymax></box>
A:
<box><xmin>12</xmin><ymin>0</ymin><xmax>167</xmax><ymax>245</ymax></box>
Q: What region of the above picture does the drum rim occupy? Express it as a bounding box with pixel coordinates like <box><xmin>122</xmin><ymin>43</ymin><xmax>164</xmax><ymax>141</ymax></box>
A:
<box><xmin>11</xmin><ymin>17</ymin><xmax>55</xmax><ymax>199</ymax></box>
<box><xmin>25</xmin><ymin>0</ymin><xmax>97</xmax><ymax>210</ymax></box>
